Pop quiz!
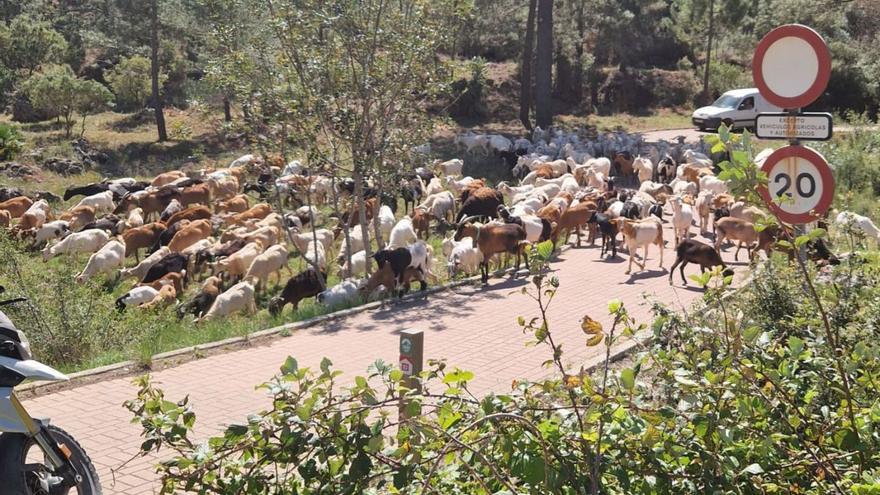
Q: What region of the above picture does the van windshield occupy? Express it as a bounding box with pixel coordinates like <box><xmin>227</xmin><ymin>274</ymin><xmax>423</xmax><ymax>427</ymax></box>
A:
<box><xmin>713</xmin><ymin>94</ymin><xmax>740</xmax><ymax>109</ymax></box>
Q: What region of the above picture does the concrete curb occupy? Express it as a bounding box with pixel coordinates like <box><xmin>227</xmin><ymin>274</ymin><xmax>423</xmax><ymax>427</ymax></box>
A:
<box><xmin>20</xmin><ymin>247</ymin><xmax>565</xmax><ymax>396</ymax></box>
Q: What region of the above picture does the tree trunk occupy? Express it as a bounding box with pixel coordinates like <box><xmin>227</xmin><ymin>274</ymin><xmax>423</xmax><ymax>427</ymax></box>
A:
<box><xmin>519</xmin><ymin>0</ymin><xmax>537</xmax><ymax>131</ymax></box>
<box><xmin>223</xmin><ymin>96</ymin><xmax>232</xmax><ymax>122</ymax></box>
<box><xmin>702</xmin><ymin>0</ymin><xmax>716</xmax><ymax>104</ymax></box>
<box><xmin>150</xmin><ymin>0</ymin><xmax>168</xmax><ymax>142</ymax></box>
<box><xmin>572</xmin><ymin>0</ymin><xmax>585</xmax><ymax>104</ymax></box>
<box><xmin>353</xmin><ymin>168</ymin><xmax>372</xmax><ymax>276</ymax></box>
<box><xmin>535</xmin><ymin>0</ymin><xmax>553</xmax><ymax>128</ymax></box>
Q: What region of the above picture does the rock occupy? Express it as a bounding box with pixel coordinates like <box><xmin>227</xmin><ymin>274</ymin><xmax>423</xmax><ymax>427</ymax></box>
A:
<box><xmin>0</xmin><ymin>162</ymin><xmax>39</xmax><ymax>179</ymax></box>
<box><xmin>42</xmin><ymin>158</ymin><xmax>84</xmax><ymax>176</ymax></box>
<box><xmin>11</xmin><ymin>96</ymin><xmax>52</xmax><ymax>123</ymax></box>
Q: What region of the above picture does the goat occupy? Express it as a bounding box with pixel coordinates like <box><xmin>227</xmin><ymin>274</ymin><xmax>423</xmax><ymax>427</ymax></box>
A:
<box><xmin>669</xmin><ymin>196</ymin><xmax>694</xmax><ymax>246</ymax></box>
<box><xmin>115</xmin><ymin>286</ymin><xmax>160</xmax><ymax>312</ymax></box>
<box><xmin>714</xmin><ymin>217</ymin><xmax>757</xmax><ymax>261</ymax></box>
<box><xmin>76</xmin><ymin>239</ymin><xmax>126</xmax><ymax>282</ymax></box>
<box><xmin>456</xmin><ymin>188</ymin><xmax>504</xmax><ymax>222</ymax></box>
<box><xmin>0</xmin><ymin>196</ymin><xmax>34</xmax><ymax>219</ymax></box>
<box><xmin>244</xmin><ymin>244</ymin><xmax>289</xmax><ymax>291</ymax></box>
<box><xmin>142</xmin><ymin>253</ymin><xmax>189</xmax><ymax>284</ymax></box>
<box><xmin>360</xmin><ymin>263</ymin><xmax>425</xmax><ymax>299</ymax></box>
<box><xmin>63</xmin><ymin>183</ymin><xmax>109</xmax><ymax>201</ymax></box>
<box><xmin>122</xmin><ymin>222</ymin><xmax>166</xmax><ymax>262</ymax></box>
<box><xmin>42</xmin><ymin>229</ymin><xmax>110</xmax><ymax>261</ymax></box>
<box><xmin>618</xmin><ymin>217</ymin><xmax>664</xmax><ymax>275</ymax></box>
<box><xmin>318</xmin><ymin>279</ymin><xmax>362</xmax><ymax>307</ymax></box>
<box><xmin>177</xmin><ymin>276</ymin><xmax>222</xmax><ymax>320</ymax></box>
<box><xmin>167</xmin><ymin>219</ymin><xmax>213</xmax><ymax>253</ymax></box>
<box><xmin>455</xmin><ymin>218</ymin><xmax>528</xmax><ymax>284</ymax></box>
<box><xmin>120</xmin><ymin>246</ymin><xmax>171</xmax><ymax>281</ymax></box>
<box><xmin>588</xmin><ymin>211</ymin><xmax>618</xmax><ymax>258</ymax></box>
<box><xmin>268</xmin><ymin>269</ymin><xmax>327</xmax><ymax>315</ymax></box>
<box><xmin>199</xmin><ymin>281</ymin><xmax>256</xmax><ymax>321</ymax></box>
<box><xmin>836</xmin><ymin>211</ymin><xmax>880</xmax><ymax>243</ymax></box>
<box><xmin>669</xmin><ymin>239</ymin><xmax>733</xmax><ymax>286</ymax></box>
<box><xmin>694</xmin><ymin>191</ymin><xmax>714</xmax><ymax>233</ymax></box>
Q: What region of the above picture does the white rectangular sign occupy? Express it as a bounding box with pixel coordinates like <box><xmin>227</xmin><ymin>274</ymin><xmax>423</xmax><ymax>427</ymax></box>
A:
<box><xmin>755</xmin><ymin>113</ymin><xmax>833</xmax><ymax>141</ymax></box>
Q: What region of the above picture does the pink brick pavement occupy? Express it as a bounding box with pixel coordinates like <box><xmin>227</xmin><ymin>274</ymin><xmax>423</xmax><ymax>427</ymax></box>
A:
<box><xmin>22</xmin><ymin>223</ymin><xmax>735</xmax><ymax>494</ymax></box>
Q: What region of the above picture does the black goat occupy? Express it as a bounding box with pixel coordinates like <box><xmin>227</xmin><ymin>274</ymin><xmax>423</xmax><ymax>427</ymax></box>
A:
<box><xmin>621</xmin><ymin>201</ymin><xmax>640</xmax><ymax>220</ymax></box>
<box><xmin>668</xmin><ymin>239</ymin><xmax>733</xmax><ymax>285</ymax></box>
<box><xmin>63</xmin><ymin>183</ymin><xmax>109</xmax><ymax>201</ymax></box>
<box><xmin>588</xmin><ymin>211</ymin><xmax>617</xmax><ymax>258</ymax></box>
<box><xmin>268</xmin><ymin>269</ymin><xmax>327</xmax><ymax>316</ymax></box>
<box><xmin>141</xmin><ymin>253</ymin><xmax>188</xmax><ymax>284</ymax></box>
<box><xmin>456</xmin><ymin>189</ymin><xmax>504</xmax><ymax>222</ymax></box>
<box><xmin>373</xmin><ymin>248</ymin><xmax>413</xmax><ymax>289</ymax></box>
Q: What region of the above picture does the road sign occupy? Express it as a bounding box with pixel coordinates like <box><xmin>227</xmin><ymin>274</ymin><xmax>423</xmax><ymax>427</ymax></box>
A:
<box><xmin>757</xmin><ymin>145</ymin><xmax>835</xmax><ymax>224</ymax></box>
<box><xmin>399</xmin><ymin>356</ymin><xmax>414</xmax><ymax>376</ymax></box>
<box><xmin>752</xmin><ymin>24</ymin><xmax>831</xmax><ymax>109</ymax></box>
<box><xmin>755</xmin><ymin>112</ymin><xmax>833</xmax><ymax>141</ymax></box>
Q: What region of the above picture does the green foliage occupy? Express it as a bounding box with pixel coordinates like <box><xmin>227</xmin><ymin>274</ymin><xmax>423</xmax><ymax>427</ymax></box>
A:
<box><xmin>817</xmin><ymin>113</ymin><xmax>880</xmax><ymax>217</ymax></box>
<box><xmin>21</xmin><ymin>64</ymin><xmax>114</xmax><ymax>138</ymax></box>
<box><xmin>0</xmin><ymin>123</ymin><xmax>24</xmax><ymax>161</ymax></box>
<box><xmin>128</xmin><ymin>237</ymin><xmax>880</xmax><ymax>494</ymax></box>
<box><xmin>0</xmin><ymin>15</ymin><xmax>68</xmax><ymax>76</ymax></box>
<box><xmin>449</xmin><ymin>57</ymin><xmax>488</xmax><ymax>119</ymax></box>
<box><xmin>106</xmin><ymin>56</ymin><xmax>159</xmax><ymax>112</ymax></box>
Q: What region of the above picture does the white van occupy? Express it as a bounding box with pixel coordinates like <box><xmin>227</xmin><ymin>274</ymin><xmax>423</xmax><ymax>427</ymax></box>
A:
<box><xmin>691</xmin><ymin>88</ymin><xmax>782</xmax><ymax>131</ymax></box>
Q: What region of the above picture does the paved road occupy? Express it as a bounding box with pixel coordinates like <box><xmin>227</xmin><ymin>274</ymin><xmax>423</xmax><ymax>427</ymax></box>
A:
<box><xmin>642</xmin><ymin>127</ymin><xmax>706</xmax><ymax>143</ymax></box>
<box><xmin>23</xmin><ymin>222</ymin><xmax>738</xmax><ymax>494</ymax></box>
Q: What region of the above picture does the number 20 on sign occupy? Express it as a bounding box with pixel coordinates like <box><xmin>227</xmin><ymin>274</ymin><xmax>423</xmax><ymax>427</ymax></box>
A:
<box><xmin>757</xmin><ymin>145</ymin><xmax>834</xmax><ymax>224</ymax></box>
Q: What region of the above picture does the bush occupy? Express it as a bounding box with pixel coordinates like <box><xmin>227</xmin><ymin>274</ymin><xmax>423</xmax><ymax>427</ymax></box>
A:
<box><xmin>708</xmin><ymin>61</ymin><xmax>751</xmax><ymax>100</ymax></box>
<box><xmin>817</xmin><ymin>113</ymin><xmax>880</xmax><ymax>217</ymax></box>
<box><xmin>448</xmin><ymin>57</ymin><xmax>488</xmax><ymax>119</ymax></box>
<box><xmin>21</xmin><ymin>64</ymin><xmax>114</xmax><ymax>137</ymax></box>
<box><xmin>106</xmin><ymin>56</ymin><xmax>160</xmax><ymax>112</ymax></box>
<box><xmin>599</xmin><ymin>68</ymin><xmax>698</xmax><ymax>113</ymax></box>
<box><xmin>0</xmin><ymin>122</ymin><xmax>24</xmax><ymax>161</ymax></box>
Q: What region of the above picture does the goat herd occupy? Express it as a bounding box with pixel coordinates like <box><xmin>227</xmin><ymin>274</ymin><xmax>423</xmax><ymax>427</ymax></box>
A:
<box><xmin>1</xmin><ymin>128</ymin><xmax>878</xmax><ymax>325</ymax></box>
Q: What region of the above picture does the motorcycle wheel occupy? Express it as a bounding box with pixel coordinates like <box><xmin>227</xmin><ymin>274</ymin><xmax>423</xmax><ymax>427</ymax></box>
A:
<box><xmin>0</xmin><ymin>425</ymin><xmax>102</xmax><ymax>495</ymax></box>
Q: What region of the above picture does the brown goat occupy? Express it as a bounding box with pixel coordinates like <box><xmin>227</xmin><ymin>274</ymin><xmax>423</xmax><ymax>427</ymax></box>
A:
<box><xmin>227</xmin><ymin>203</ymin><xmax>272</xmax><ymax>226</ymax></box>
<box><xmin>166</xmin><ymin>206</ymin><xmax>212</xmax><ymax>228</ymax></box>
<box><xmin>60</xmin><ymin>205</ymin><xmax>97</xmax><ymax>232</ymax></box>
<box><xmin>360</xmin><ymin>263</ymin><xmax>426</xmax><ymax>299</ymax></box>
<box><xmin>151</xmin><ymin>170</ymin><xmax>186</xmax><ymax>187</ymax></box>
<box><xmin>346</xmin><ymin>197</ymin><xmax>379</xmax><ymax>228</ymax></box>
<box><xmin>140</xmin><ymin>271</ymin><xmax>186</xmax><ymax>295</ymax></box>
<box><xmin>0</xmin><ymin>210</ymin><xmax>10</xmax><ymax>227</ymax></box>
<box><xmin>168</xmin><ymin>219</ymin><xmax>213</xmax><ymax>253</ymax></box>
<box><xmin>180</xmin><ymin>183</ymin><xmax>212</xmax><ymax>208</ymax></box>
<box><xmin>122</xmin><ymin>222</ymin><xmax>167</xmax><ymax>261</ymax></box>
<box><xmin>140</xmin><ymin>284</ymin><xmax>177</xmax><ymax>310</ymax></box>
<box><xmin>0</xmin><ymin>197</ymin><xmax>33</xmax><ymax>219</ymax></box>
<box><xmin>455</xmin><ymin>219</ymin><xmax>529</xmax><ymax>284</ymax></box>
<box><xmin>552</xmin><ymin>201</ymin><xmax>596</xmax><ymax>247</ymax></box>
<box><xmin>714</xmin><ymin>217</ymin><xmax>757</xmax><ymax>261</ymax></box>
<box><xmin>216</xmin><ymin>194</ymin><xmax>249</xmax><ymax>214</ymax></box>
<box><xmin>411</xmin><ymin>207</ymin><xmax>431</xmax><ymax>240</ymax></box>
<box><xmin>117</xmin><ymin>188</ymin><xmax>181</xmax><ymax>220</ymax></box>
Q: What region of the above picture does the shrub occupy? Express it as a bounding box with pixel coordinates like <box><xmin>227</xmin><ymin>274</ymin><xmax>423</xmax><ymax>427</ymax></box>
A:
<box><xmin>599</xmin><ymin>68</ymin><xmax>698</xmax><ymax>112</ymax></box>
<box><xmin>0</xmin><ymin>122</ymin><xmax>24</xmax><ymax>161</ymax></box>
<box><xmin>21</xmin><ymin>64</ymin><xmax>114</xmax><ymax>137</ymax></box>
<box><xmin>106</xmin><ymin>56</ymin><xmax>162</xmax><ymax>112</ymax></box>
<box><xmin>708</xmin><ymin>61</ymin><xmax>751</xmax><ymax>100</ymax></box>
<box><xmin>448</xmin><ymin>57</ymin><xmax>488</xmax><ymax>119</ymax></box>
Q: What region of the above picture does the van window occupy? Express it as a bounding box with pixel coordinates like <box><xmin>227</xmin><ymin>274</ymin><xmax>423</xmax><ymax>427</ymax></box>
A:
<box><xmin>738</xmin><ymin>97</ymin><xmax>755</xmax><ymax>110</ymax></box>
<box><xmin>713</xmin><ymin>94</ymin><xmax>739</xmax><ymax>108</ymax></box>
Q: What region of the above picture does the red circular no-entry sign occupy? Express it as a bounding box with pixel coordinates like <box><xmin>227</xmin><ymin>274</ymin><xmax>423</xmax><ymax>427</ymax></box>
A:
<box><xmin>757</xmin><ymin>145</ymin><xmax>834</xmax><ymax>224</ymax></box>
<box><xmin>752</xmin><ymin>24</ymin><xmax>831</xmax><ymax>109</ymax></box>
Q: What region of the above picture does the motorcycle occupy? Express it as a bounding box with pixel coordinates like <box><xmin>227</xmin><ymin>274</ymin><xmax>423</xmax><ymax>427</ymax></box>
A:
<box><xmin>0</xmin><ymin>285</ymin><xmax>101</xmax><ymax>494</ymax></box>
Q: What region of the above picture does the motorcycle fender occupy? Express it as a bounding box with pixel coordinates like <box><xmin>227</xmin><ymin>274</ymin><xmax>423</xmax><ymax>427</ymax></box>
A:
<box><xmin>0</xmin><ymin>387</ymin><xmax>35</xmax><ymax>433</ymax></box>
<box><xmin>0</xmin><ymin>356</ymin><xmax>68</xmax><ymax>382</ymax></box>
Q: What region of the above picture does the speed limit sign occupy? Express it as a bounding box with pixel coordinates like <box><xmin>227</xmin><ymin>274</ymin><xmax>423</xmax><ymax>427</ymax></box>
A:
<box><xmin>757</xmin><ymin>145</ymin><xmax>834</xmax><ymax>224</ymax></box>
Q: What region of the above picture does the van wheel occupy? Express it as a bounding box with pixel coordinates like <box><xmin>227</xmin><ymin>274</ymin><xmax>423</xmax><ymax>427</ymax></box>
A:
<box><xmin>721</xmin><ymin>118</ymin><xmax>734</xmax><ymax>130</ymax></box>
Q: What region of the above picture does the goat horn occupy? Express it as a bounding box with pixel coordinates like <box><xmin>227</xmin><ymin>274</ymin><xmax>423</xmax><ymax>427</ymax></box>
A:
<box><xmin>458</xmin><ymin>215</ymin><xmax>480</xmax><ymax>227</ymax></box>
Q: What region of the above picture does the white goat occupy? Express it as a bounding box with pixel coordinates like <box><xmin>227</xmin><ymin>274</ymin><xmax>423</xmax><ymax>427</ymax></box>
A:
<box><xmin>76</xmin><ymin>239</ymin><xmax>126</xmax><ymax>282</ymax></box>
<box><xmin>120</xmin><ymin>246</ymin><xmax>171</xmax><ymax>281</ymax></box>
<box><xmin>389</xmin><ymin>217</ymin><xmax>418</xmax><ymax>249</ymax></box>
<box><xmin>669</xmin><ymin>196</ymin><xmax>694</xmax><ymax>246</ymax></box>
<box><xmin>200</xmin><ymin>281</ymin><xmax>257</xmax><ymax>321</ymax></box>
<box><xmin>42</xmin><ymin>229</ymin><xmax>110</xmax><ymax>261</ymax></box>
<box><xmin>835</xmin><ymin>211</ymin><xmax>880</xmax><ymax>242</ymax></box>
<box><xmin>318</xmin><ymin>279</ymin><xmax>362</xmax><ymax>307</ymax></box>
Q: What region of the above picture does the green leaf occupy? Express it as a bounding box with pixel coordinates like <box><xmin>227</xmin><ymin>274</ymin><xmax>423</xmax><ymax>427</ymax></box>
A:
<box><xmin>607</xmin><ymin>299</ymin><xmax>623</xmax><ymax>314</ymax></box>
<box><xmin>809</xmin><ymin>228</ymin><xmax>826</xmax><ymax>239</ymax></box>
<box><xmin>355</xmin><ymin>376</ymin><xmax>368</xmax><ymax>388</ymax></box>
<box><xmin>788</xmin><ymin>336</ymin><xmax>804</xmax><ymax>356</ymax></box>
<box><xmin>280</xmin><ymin>356</ymin><xmax>298</xmax><ymax>375</ymax></box>
<box><xmin>719</xmin><ymin>125</ymin><xmax>730</xmax><ymax>143</ymax></box>
<box><xmin>536</xmin><ymin>240</ymin><xmax>554</xmax><ymax>260</ymax></box>
<box><xmin>320</xmin><ymin>357</ymin><xmax>332</xmax><ymax>374</ymax></box>
<box><xmin>794</xmin><ymin>235</ymin><xmax>810</xmax><ymax>248</ymax></box>
<box><xmin>712</xmin><ymin>142</ymin><xmax>727</xmax><ymax>154</ymax></box>
<box><xmin>620</xmin><ymin>368</ymin><xmax>635</xmax><ymax>392</ymax></box>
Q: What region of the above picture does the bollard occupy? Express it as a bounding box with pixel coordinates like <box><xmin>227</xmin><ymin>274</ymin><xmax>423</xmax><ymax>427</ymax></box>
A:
<box><xmin>398</xmin><ymin>329</ymin><xmax>423</xmax><ymax>420</ymax></box>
